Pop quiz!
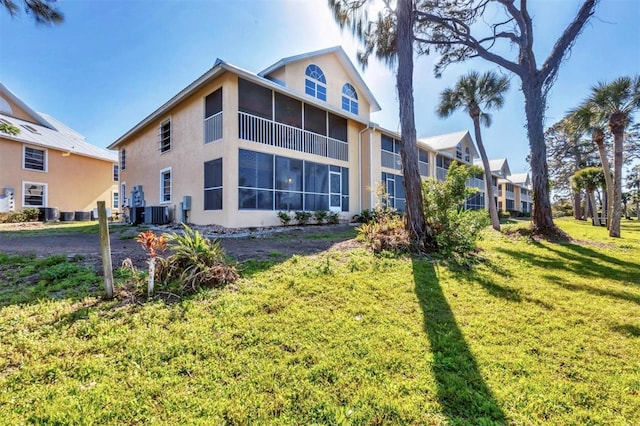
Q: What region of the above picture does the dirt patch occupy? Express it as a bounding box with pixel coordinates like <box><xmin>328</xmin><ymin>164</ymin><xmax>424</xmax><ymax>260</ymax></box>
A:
<box><xmin>0</xmin><ymin>223</ymin><xmax>364</xmax><ymax>270</ymax></box>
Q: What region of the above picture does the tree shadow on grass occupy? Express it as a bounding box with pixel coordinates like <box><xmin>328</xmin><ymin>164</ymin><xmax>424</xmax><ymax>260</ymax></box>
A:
<box><xmin>412</xmin><ymin>258</ymin><xmax>506</xmax><ymax>424</ymax></box>
<box><xmin>542</xmin><ymin>273</ymin><xmax>640</xmax><ymax>306</ymax></box>
<box><xmin>494</xmin><ymin>240</ymin><xmax>640</xmax><ymax>286</ymax></box>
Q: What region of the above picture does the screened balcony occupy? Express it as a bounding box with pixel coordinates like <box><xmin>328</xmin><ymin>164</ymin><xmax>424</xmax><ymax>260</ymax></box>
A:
<box><xmin>238</xmin><ymin>112</ymin><xmax>349</xmax><ymax>162</ymax></box>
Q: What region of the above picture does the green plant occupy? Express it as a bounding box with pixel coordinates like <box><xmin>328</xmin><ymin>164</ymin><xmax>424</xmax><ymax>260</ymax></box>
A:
<box><xmin>352</xmin><ymin>209</ymin><xmax>374</xmax><ymax>223</ymax></box>
<box><xmin>422</xmin><ymin>162</ymin><xmax>489</xmax><ymax>257</ymax></box>
<box><xmin>159</xmin><ymin>224</ymin><xmax>238</xmax><ymax>294</ymax></box>
<box><xmin>327</xmin><ymin>211</ymin><xmax>340</xmax><ymax>225</ymax></box>
<box><xmin>313</xmin><ymin>210</ymin><xmax>328</xmax><ymax>224</ymax></box>
<box><xmin>0</xmin><ymin>208</ymin><xmax>40</xmax><ymax>224</ymax></box>
<box><xmin>294</xmin><ymin>211</ymin><xmax>312</xmax><ymax>226</ymax></box>
<box><xmin>277</xmin><ymin>211</ymin><xmax>292</xmax><ymax>226</ymax></box>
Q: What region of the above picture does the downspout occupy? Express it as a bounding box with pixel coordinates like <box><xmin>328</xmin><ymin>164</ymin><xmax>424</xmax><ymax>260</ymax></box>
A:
<box><xmin>358</xmin><ymin>125</ymin><xmax>371</xmax><ymax>214</ymax></box>
<box><xmin>369</xmin><ymin>125</ymin><xmax>377</xmax><ymax>209</ymax></box>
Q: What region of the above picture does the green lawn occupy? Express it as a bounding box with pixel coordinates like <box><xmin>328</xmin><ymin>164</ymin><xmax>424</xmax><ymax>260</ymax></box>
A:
<box><xmin>0</xmin><ymin>218</ymin><xmax>638</xmax><ymax>424</ymax></box>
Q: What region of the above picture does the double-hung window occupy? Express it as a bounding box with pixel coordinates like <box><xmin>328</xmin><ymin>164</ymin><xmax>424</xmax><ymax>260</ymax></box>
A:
<box><xmin>204</xmin><ymin>159</ymin><xmax>223</xmax><ymax>210</ymax></box>
<box><xmin>23</xmin><ymin>182</ymin><xmax>46</xmax><ymax>207</ymax></box>
<box><xmin>113</xmin><ymin>164</ymin><xmax>119</xmax><ymax>181</ymax></box>
<box><xmin>23</xmin><ymin>146</ymin><xmax>46</xmax><ymax>171</ymax></box>
<box><xmin>160</xmin><ymin>167</ymin><xmax>172</xmax><ymax>203</ymax></box>
<box><xmin>120</xmin><ymin>149</ymin><xmax>126</xmax><ymax>170</ymax></box>
<box><xmin>160</xmin><ymin>119</ymin><xmax>171</xmax><ymax>153</ymax></box>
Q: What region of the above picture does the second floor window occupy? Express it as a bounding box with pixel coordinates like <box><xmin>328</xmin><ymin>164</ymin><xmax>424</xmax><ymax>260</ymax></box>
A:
<box><xmin>24</xmin><ymin>146</ymin><xmax>46</xmax><ymax>171</ymax></box>
<box><xmin>120</xmin><ymin>149</ymin><xmax>126</xmax><ymax>170</ymax></box>
<box><xmin>113</xmin><ymin>164</ymin><xmax>119</xmax><ymax>181</ymax></box>
<box><xmin>305</xmin><ymin>64</ymin><xmax>327</xmax><ymax>101</ymax></box>
<box><xmin>160</xmin><ymin>119</ymin><xmax>171</xmax><ymax>153</ymax></box>
<box><xmin>341</xmin><ymin>83</ymin><xmax>358</xmax><ymax>114</ymax></box>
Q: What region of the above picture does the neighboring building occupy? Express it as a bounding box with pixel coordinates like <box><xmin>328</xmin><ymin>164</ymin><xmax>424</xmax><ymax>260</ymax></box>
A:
<box><xmin>485</xmin><ymin>158</ymin><xmax>531</xmax><ymax>214</ymax></box>
<box><xmin>0</xmin><ymin>83</ymin><xmax>118</xmax><ymax>215</ymax></box>
<box><xmin>109</xmin><ymin>46</ymin><xmax>525</xmax><ymax>227</ymax></box>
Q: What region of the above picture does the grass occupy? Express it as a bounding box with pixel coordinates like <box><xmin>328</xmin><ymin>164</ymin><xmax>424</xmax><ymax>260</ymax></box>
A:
<box><xmin>0</xmin><ymin>221</ymin><xmax>145</xmax><ymax>239</ymax></box>
<box><xmin>0</xmin><ymin>217</ymin><xmax>638</xmax><ymax>424</ymax></box>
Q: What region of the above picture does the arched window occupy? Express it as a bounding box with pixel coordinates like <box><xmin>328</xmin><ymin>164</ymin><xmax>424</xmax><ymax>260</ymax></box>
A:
<box><xmin>341</xmin><ymin>83</ymin><xmax>358</xmax><ymax>114</ymax></box>
<box><xmin>0</xmin><ymin>96</ymin><xmax>12</xmax><ymax>115</ymax></box>
<box><xmin>464</xmin><ymin>147</ymin><xmax>470</xmax><ymax>162</ymax></box>
<box><xmin>456</xmin><ymin>143</ymin><xmax>462</xmax><ymax>160</ymax></box>
<box><xmin>305</xmin><ymin>64</ymin><xmax>327</xmax><ymax>101</ymax></box>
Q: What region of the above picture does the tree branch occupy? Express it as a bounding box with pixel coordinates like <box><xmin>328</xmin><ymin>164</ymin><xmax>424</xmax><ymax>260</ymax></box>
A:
<box><xmin>540</xmin><ymin>0</ymin><xmax>598</xmax><ymax>89</ymax></box>
<box><xmin>414</xmin><ymin>10</ymin><xmax>523</xmax><ymax>76</ymax></box>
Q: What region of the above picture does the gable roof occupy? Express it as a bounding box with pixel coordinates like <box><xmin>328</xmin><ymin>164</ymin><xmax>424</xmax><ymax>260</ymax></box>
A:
<box><xmin>417</xmin><ymin>130</ymin><xmax>479</xmax><ymax>158</ymax></box>
<box><xmin>110</xmin><ymin>51</ymin><xmax>377</xmax><ymax>150</ymax></box>
<box><xmin>0</xmin><ymin>83</ymin><xmax>55</xmax><ymax>129</ymax></box>
<box><xmin>509</xmin><ymin>172</ymin><xmax>530</xmax><ymax>186</ymax></box>
<box><xmin>487</xmin><ymin>158</ymin><xmax>511</xmax><ymax>176</ymax></box>
<box><xmin>259</xmin><ymin>46</ymin><xmax>381</xmax><ymax>112</ymax></box>
<box><xmin>0</xmin><ymin>112</ymin><xmax>117</xmax><ymax>163</ymax></box>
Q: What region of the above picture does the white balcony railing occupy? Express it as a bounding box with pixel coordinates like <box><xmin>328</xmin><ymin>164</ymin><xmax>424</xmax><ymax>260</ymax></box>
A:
<box><xmin>466</xmin><ymin>177</ymin><xmax>485</xmax><ymax>190</ymax></box>
<box><xmin>419</xmin><ymin>161</ymin><xmax>429</xmax><ymax>177</ymax></box>
<box><xmin>238</xmin><ymin>112</ymin><xmax>348</xmax><ymax>161</ymax></box>
<box><xmin>506</xmin><ymin>190</ymin><xmax>515</xmax><ymax>199</ymax></box>
<box><xmin>204</xmin><ymin>112</ymin><xmax>223</xmax><ymax>143</ymax></box>
<box><xmin>436</xmin><ymin>166</ymin><xmax>448</xmax><ymax>181</ymax></box>
<box><xmin>382</xmin><ymin>151</ymin><xmax>402</xmax><ymax>170</ymax></box>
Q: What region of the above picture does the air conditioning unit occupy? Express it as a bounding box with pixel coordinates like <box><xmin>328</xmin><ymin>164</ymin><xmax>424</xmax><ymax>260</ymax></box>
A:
<box><xmin>144</xmin><ymin>206</ymin><xmax>169</xmax><ymax>225</ymax></box>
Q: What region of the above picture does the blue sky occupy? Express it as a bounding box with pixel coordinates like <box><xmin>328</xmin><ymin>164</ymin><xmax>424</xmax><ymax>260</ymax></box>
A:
<box><xmin>1</xmin><ymin>0</ymin><xmax>638</xmax><ymax>174</ymax></box>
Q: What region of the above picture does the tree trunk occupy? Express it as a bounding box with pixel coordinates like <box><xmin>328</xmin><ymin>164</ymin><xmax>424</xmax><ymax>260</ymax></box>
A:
<box><xmin>584</xmin><ymin>190</ymin><xmax>591</xmax><ymax>220</ymax></box>
<box><xmin>589</xmin><ymin>191</ymin><xmax>600</xmax><ymax>226</ymax></box>
<box><xmin>472</xmin><ymin>116</ymin><xmax>500</xmax><ymax>230</ymax></box>
<box><xmin>609</xmin><ymin>127</ymin><xmax>624</xmax><ymax>237</ymax></box>
<box><xmin>396</xmin><ymin>0</ymin><xmax>434</xmax><ymax>250</ymax></box>
<box><xmin>573</xmin><ymin>191</ymin><xmax>582</xmax><ymax>220</ymax></box>
<box><xmin>594</xmin><ymin>138</ymin><xmax>613</xmax><ymax>228</ymax></box>
<box><xmin>522</xmin><ymin>80</ymin><xmax>556</xmax><ymax>233</ymax></box>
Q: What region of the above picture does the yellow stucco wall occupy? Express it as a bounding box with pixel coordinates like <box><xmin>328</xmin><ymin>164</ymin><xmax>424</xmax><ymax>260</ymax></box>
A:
<box><xmin>118</xmin><ymin>72</ymin><xmax>368</xmax><ymax>228</ymax></box>
<box><xmin>0</xmin><ymin>137</ymin><xmax>118</xmax><ymax>212</ymax></box>
<box><xmin>274</xmin><ymin>52</ymin><xmax>372</xmax><ymax>123</ymax></box>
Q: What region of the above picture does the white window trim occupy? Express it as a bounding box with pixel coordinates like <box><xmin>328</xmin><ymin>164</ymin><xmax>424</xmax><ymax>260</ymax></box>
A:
<box><xmin>159</xmin><ymin>117</ymin><xmax>172</xmax><ymax>154</ymax></box>
<box><xmin>121</xmin><ymin>182</ymin><xmax>128</xmax><ymax>207</ymax></box>
<box><xmin>22</xmin><ymin>145</ymin><xmax>48</xmax><ymax>173</ymax></box>
<box><xmin>160</xmin><ymin>167</ymin><xmax>172</xmax><ymax>204</ymax></box>
<box><xmin>112</xmin><ymin>190</ymin><xmax>119</xmax><ymax>211</ymax></box>
<box><xmin>22</xmin><ymin>181</ymin><xmax>47</xmax><ymax>208</ymax></box>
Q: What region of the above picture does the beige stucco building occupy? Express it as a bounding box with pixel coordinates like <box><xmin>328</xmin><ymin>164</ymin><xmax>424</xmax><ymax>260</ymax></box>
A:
<box><xmin>0</xmin><ymin>83</ymin><xmax>118</xmax><ymax>216</ymax></box>
<box><xmin>109</xmin><ymin>46</ymin><xmax>524</xmax><ymax>228</ymax></box>
<box><xmin>486</xmin><ymin>158</ymin><xmax>532</xmax><ymax>214</ymax></box>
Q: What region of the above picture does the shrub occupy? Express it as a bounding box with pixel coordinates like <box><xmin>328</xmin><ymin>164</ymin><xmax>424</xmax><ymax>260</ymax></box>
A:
<box><xmin>498</xmin><ymin>210</ymin><xmax>511</xmax><ymax>220</ymax></box>
<box><xmin>277</xmin><ymin>211</ymin><xmax>292</xmax><ymax>226</ymax></box>
<box><xmin>158</xmin><ymin>224</ymin><xmax>238</xmax><ymax>294</ymax></box>
<box><xmin>357</xmin><ymin>210</ymin><xmax>411</xmax><ymax>253</ymax></box>
<box><xmin>0</xmin><ymin>208</ymin><xmax>40</xmax><ymax>223</ymax></box>
<box><xmin>352</xmin><ymin>209</ymin><xmax>374</xmax><ymax>224</ymax></box>
<box><xmin>313</xmin><ymin>210</ymin><xmax>328</xmax><ymax>224</ymax></box>
<box><xmin>422</xmin><ymin>162</ymin><xmax>489</xmax><ymax>257</ymax></box>
<box><xmin>327</xmin><ymin>212</ymin><xmax>340</xmax><ymax>225</ymax></box>
<box><xmin>294</xmin><ymin>211</ymin><xmax>312</xmax><ymax>225</ymax></box>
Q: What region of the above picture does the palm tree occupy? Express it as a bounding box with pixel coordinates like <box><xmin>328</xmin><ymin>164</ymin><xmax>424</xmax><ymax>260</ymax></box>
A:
<box><xmin>436</xmin><ymin>70</ymin><xmax>510</xmax><ymax>231</ymax></box>
<box><xmin>571</xmin><ymin>167</ymin><xmax>605</xmax><ymax>226</ymax></box>
<box><xmin>575</xmin><ymin>76</ymin><xmax>640</xmax><ymax>237</ymax></box>
<box><xmin>1</xmin><ymin>0</ymin><xmax>63</xmax><ymax>24</ymax></box>
<box><xmin>568</xmin><ymin>105</ymin><xmax>614</xmax><ymax>228</ymax></box>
